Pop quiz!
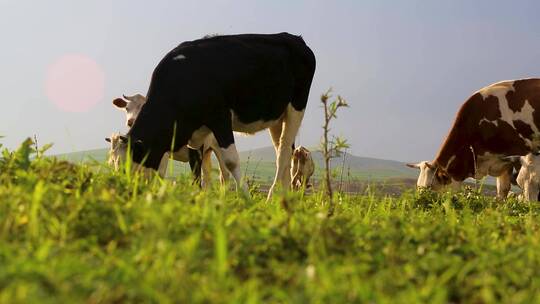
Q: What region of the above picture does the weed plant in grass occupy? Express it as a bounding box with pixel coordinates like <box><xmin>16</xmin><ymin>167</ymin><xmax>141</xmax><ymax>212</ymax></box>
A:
<box><xmin>2</xmin><ymin>139</ymin><xmax>540</xmax><ymax>303</ymax></box>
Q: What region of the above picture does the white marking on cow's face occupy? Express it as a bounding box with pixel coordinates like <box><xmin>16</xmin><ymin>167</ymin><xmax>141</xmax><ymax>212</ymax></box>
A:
<box><xmin>113</xmin><ymin>94</ymin><xmax>146</xmax><ymax>127</ymax></box>
<box><xmin>173</xmin><ymin>54</ymin><xmax>186</xmax><ymax>61</ymax></box>
<box><xmin>517</xmin><ymin>153</ymin><xmax>540</xmax><ymax>202</ymax></box>
<box><xmin>408</xmin><ymin>161</ymin><xmax>440</xmax><ymax>189</ymax></box>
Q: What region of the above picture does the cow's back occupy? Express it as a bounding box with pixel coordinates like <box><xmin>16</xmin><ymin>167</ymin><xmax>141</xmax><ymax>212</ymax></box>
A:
<box><xmin>137</xmin><ymin>33</ymin><xmax>314</xmax><ymax>136</ymax></box>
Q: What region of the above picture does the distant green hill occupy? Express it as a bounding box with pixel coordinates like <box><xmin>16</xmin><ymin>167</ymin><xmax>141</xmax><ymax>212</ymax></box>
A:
<box><xmin>53</xmin><ymin>146</ymin><xmax>417</xmax><ymax>182</ymax></box>
<box><xmin>54</xmin><ymin>148</ymin><xmax>109</xmax><ymax>163</ymax></box>
<box><xmin>240</xmin><ymin>146</ymin><xmax>417</xmax><ymax>180</ymax></box>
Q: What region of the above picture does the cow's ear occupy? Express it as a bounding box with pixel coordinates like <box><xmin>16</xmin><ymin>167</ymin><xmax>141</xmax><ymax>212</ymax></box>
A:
<box><xmin>105</xmin><ymin>137</ymin><xmax>111</xmax><ymax>143</ymax></box>
<box><xmin>119</xmin><ymin>135</ymin><xmax>128</xmax><ymax>143</ymax></box>
<box><xmin>436</xmin><ymin>169</ymin><xmax>451</xmax><ymax>185</ymax></box>
<box><xmin>113</xmin><ymin>98</ymin><xmax>128</xmax><ymax>108</ymax></box>
<box><xmin>406</xmin><ymin>162</ymin><xmax>421</xmax><ymax>169</ymax></box>
<box><xmin>425</xmin><ymin>162</ymin><xmax>436</xmax><ymax>170</ymax></box>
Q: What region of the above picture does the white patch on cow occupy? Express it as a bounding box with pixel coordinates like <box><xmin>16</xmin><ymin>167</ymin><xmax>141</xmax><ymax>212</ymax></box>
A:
<box><xmin>173</xmin><ymin>54</ymin><xmax>186</xmax><ymax>61</ymax></box>
<box><xmin>479</xmin><ymin>81</ymin><xmax>537</xmax><ymax>132</ymax></box>
<box><xmin>478</xmin><ymin>81</ymin><xmax>539</xmax><ymax>149</ymax></box>
<box><xmin>231</xmin><ymin>110</ymin><xmax>282</xmax><ymax>135</ymax></box>
<box><xmin>478</xmin><ymin>118</ymin><xmax>498</xmax><ymax>127</ymax></box>
<box><xmin>478</xmin><ymin>80</ymin><xmax>515</xmax><ymax>99</ymax></box>
<box><xmin>220</xmin><ymin>143</ymin><xmax>249</xmax><ymax>194</ymax></box>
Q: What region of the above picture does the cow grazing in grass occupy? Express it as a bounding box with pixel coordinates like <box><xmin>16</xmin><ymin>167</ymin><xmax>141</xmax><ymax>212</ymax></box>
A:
<box><xmin>291</xmin><ymin>146</ymin><xmax>314</xmax><ymax>190</ymax></box>
<box><xmin>112</xmin><ymin>94</ymin><xmax>229</xmax><ymax>186</ymax></box>
<box><xmin>106</xmin><ymin>132</ymin><xmax>217</xmax><ymax>184</ymax></box>
<box><xmin>122</xmin><ymin>33</ymin><xmax>316</xmax><ymax>198</ymax></box>
<box><xmin>408</xmin><ymin>78</ymin><xmax>540</xmax><ymax>198</ymax></box>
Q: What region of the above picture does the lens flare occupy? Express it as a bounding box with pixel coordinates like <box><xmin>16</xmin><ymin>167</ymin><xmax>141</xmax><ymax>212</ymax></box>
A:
<box><xmin>45</xmin><ymin>54</ymin><xmax>105</xmax><ymax>112</ymax></box>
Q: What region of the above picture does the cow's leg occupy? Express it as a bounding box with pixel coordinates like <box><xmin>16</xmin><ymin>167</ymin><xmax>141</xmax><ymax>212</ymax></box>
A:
<box><xmin>188</xmin><ymin>148</ymin><xmax>203</xmax><ymax>187</ymax></box>
<box><xmin>201</xmin><ymin>146</ymin><xmax>213</xmax><ymax>188</ymax></box>
<box><xmin>496</xmin><ymin>169</ymin><xmax>512</xmax><ymax>199</ymax></box>
<box><xmin>157</xmin><ymin>152</ymin><xmax>170</xmax><ymax>178</ymax></box>
<box><xmin>268</xmin><ymin>105</ymin><xmax>305</xmax><ymax>199</ymax></box>
<box><xmin>208</xmin><ymin>140</ymin><xmax>230</xmax><ymax>185</ymax></box>
<box><xmin>269</xmin><ymin>122</ymin><xmax>283</xmax><ymax>154</ymax></box>
<box><xmin>210</xmin><ymin>121</ymin><xmax>249</xmax><ymax>195</ymax></box>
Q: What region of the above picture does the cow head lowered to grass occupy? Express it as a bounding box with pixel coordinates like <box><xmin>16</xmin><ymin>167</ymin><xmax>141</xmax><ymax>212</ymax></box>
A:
<box><xmin>408</xmin><ymin>78</ymin><xmax>540</xmax><ymax>198</ymax></box>
<box><xmin>119</xmin><ymin>33</ymin><xmax>316</xmax><ymax>199</ymax></box>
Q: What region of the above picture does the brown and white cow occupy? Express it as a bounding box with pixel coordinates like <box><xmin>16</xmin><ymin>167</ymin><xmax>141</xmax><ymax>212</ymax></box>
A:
<box><xmin>112</xmin><ymin>94</ymin><xmax>230</xmax><ymax>186</ymax></box>
<box><xmin>408</xmin><ymin>78</ymin><xmax>540</xmax><ymax>198</ymax></box>
<box><xmin>290</xmin><ymin>146</ymin><xmax>315</xmax><ymax>190</ymax></box>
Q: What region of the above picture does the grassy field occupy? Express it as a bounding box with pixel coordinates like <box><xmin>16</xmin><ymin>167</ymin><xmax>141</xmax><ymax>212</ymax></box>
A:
<box><xmin>3</xmin><ymin>139</ymin><xmax>540</xmax><ymax>303</ymax></box>
<box><xmin>54</xmin><ymin>146</ymin><xmax>420</xmax><ymax>183</ymax></box>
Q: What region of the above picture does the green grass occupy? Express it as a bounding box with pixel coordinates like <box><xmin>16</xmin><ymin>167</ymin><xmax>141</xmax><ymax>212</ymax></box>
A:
<box><xmin>2</xmin><ymin>139</ymin><xmax>540</xmax><ymax>303</ymax></box>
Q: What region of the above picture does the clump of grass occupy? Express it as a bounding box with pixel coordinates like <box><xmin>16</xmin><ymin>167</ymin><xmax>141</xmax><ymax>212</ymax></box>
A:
<box><xmin>2</xmin><ymin>138</ymin><xmax>540</xmax><ymax>303</ymax></box>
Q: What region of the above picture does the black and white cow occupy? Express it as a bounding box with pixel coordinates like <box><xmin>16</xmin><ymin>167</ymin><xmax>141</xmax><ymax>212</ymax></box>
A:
<box><xmin>123</xmin><ymin>33</ymin><xmax>316</xmax><ymax>198</ymax></box>
<box><xmin>111</xmin><ymin>94</ymin><xmax>229</xmax><ymax>186</ymax></box>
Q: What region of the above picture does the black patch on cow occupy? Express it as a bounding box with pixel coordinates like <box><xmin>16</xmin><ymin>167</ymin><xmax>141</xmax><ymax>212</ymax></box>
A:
<box><xmin>127</xmin><ymin>33</ymin><xmax>316</xmax><ymax>170</ymax></box>
<box><xmin>461</xmin><ymin>93</ymin><xmax>501</xmax><ymax>122</ymax></box>
<box><xmin>481</xmin><ymin>95</ymin><xmax>501</xmax><ymax>121</ymax></box>
<box><xmin>481</xmin><ymin>119</ymin><xmax>529</xmax><ymax>155</ymax></box>
<box><xmin>513</xmin><ymin>120</ymin><xmax>534</xmax><ymax>139</ymax></box>
<box><xmin>506</xmin><ymin>89</ymin><xmax>525</xmax><ymax>113</ymax></box>
<box><xmin>445</xmin><ymin>145</ymin><xmax>475</xmax><ymax>181</ymax></box>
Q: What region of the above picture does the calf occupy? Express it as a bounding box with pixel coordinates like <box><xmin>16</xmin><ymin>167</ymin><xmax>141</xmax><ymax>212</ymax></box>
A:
<box><xmin>408</xmin><ymin>78</ymin><xmax>540</xmax><ymax>198</ymax></box>
<box><xmin>123</xmin><ymin>33</ymin><xmax>316</xmax><ymax>198</ymax></box>
<box><xmin>112</xmin><ymin>94</ymin><xmax>146</xmax><ymax>127</ymax></box>
<box><xmin>291</xmin><ymin>146</ymin><xmax>315</xmax><ymax>190</ymax></box>
<box><xmin>112</xmin><ymin>94</ymin><xmax>229</xmax><ymax>186</ymax></box>
<box><xmin>514</xmin><ymin>153</ymin><xmax>540</xmax><ymax>202</ymax></box>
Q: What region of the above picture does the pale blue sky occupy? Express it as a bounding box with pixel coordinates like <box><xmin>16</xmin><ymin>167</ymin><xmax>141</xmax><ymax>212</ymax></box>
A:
<box><xmin>1</xmin><ymin>0</ymin><xmax>539</xmax><ymax>162</ymax></box>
